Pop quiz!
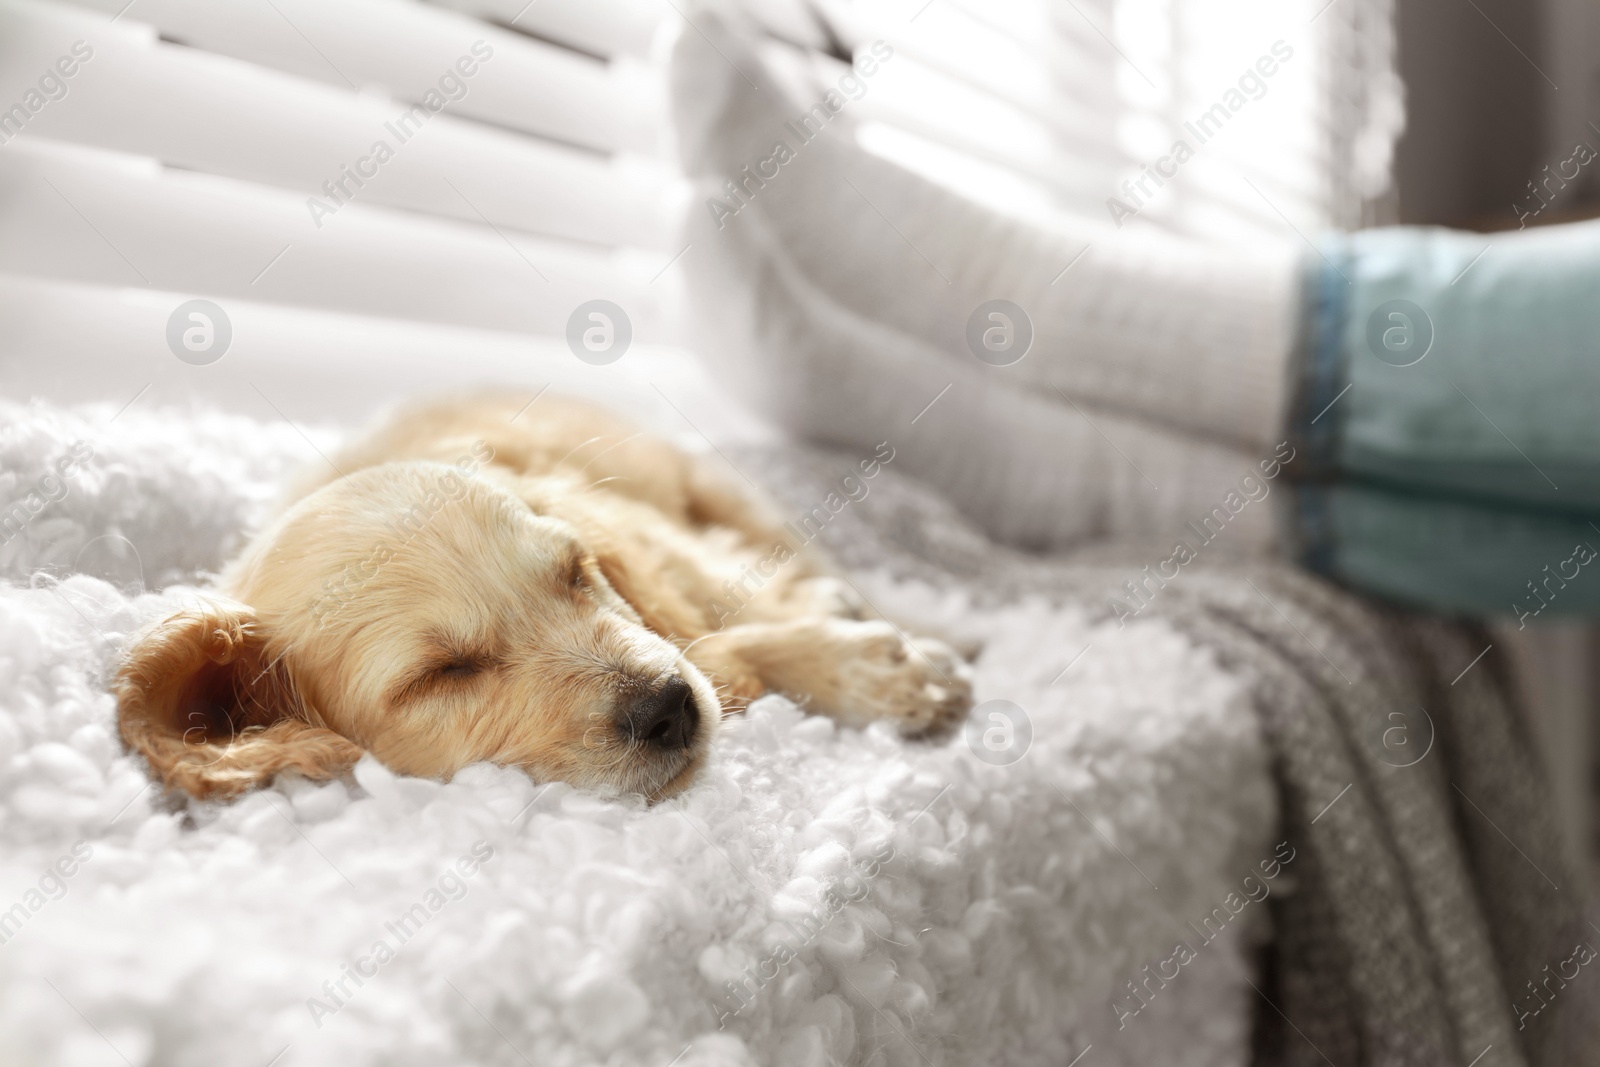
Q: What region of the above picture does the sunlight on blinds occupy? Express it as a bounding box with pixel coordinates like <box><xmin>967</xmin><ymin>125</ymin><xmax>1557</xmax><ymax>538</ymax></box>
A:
<box><xmin>816</xmin><ymin>0</ymin><xmax>1402</xmax><ymax>248</ymax></box>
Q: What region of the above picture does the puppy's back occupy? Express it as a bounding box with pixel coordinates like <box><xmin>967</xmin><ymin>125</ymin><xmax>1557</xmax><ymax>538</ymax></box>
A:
<box><xmin>280</xmin><ymin>393</ymin><xmax>789</xmax><ymax>544</ymax></box>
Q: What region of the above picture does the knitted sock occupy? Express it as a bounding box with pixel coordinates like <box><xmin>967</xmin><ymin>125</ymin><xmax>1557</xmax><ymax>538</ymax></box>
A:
<box><xmin>678</xmin><ymin>176</ymin><xmax>1281</xmax><ymax>554</ymax></box>
<box><xmin>671</xmin><ymin>13</ymin><xmax>1303</xmax><ymax>451</ymax></box>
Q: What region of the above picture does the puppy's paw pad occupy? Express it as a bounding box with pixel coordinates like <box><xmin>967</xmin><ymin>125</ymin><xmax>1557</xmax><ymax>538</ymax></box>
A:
<box><xmin>835</xmin><ymin>624</ymin><xmax>973</xmax><ymax>737</ymax></box>
<box><xmin>897</xmin><ymin>638</ymin><xmax>973</xmax><ymax>737</ymax></box>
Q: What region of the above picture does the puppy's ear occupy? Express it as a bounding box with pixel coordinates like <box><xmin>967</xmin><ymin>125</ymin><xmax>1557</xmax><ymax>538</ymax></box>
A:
<box><xmin>116</xmin><ymin>597</ymin><xmax>363</xmax><ymax>799</ymax></box>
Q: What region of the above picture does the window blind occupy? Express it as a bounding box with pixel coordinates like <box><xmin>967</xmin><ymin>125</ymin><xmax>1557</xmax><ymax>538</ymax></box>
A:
<box><xmin>0</xmin><ymin>0</ymin><xmax>690</xmax><ymax>421</ymax></box>
<box><xmin>758</xmin><ymin>0</ymin><xmax>1403</xmax><ymax>245</ymax></box>
<box><xmin>0</xmin><ymin>0</ymin><xmax>1402</xmax><ymax>419</ymax></box>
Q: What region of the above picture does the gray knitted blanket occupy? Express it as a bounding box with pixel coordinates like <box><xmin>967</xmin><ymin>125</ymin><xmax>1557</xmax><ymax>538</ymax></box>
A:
<box><xmin>743</xmin><ymin>445</ymin><xmax>1598</xmax><ymax>1067</ymax></box>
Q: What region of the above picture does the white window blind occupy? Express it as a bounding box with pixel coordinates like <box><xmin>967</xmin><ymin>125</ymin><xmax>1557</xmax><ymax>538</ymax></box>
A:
<box><xmin>0</xmin><ymin>0</ymin><xmax>1402</xmax><ymax>418</ymax></box>
<box><xmin>752</xmin><ymin>0</ymin><xmax>1403</xmax><ymax>246</ymax></box>
<box><xmin>0</xmin><ymin>0</ymin><xmax>701</xmax><ymax>421</ymax></box>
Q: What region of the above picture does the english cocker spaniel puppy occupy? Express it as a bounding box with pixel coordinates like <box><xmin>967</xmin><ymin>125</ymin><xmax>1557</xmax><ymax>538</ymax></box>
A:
<box><xmin>117</xmin><ymin>396</ymin><xmax>972</xmax><ymax>800</ymax></box>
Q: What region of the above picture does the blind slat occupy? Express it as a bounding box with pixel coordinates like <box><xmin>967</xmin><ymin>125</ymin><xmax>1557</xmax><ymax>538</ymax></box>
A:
<box><xmin>425</xmin><ymin>0</ymin><xmax>666</xmax><ymax>61</ymax></box>
<box><xmin>3</xmin><ymin>4</ymin><xmax>682</xmax><ymax>250</ymax></box>
<box><xmin>57</xmin><ymin>0</ymin><xmax>662</xmax><ymax>155</ymax></box>
<box><xmin>0</xmin><ymin>140</ymin><xmax>672</xmax><ymax>340</ymax></box>
<box><xmin>0</xmin><ymin>272</ymin><xmax>724</xmax><ymax>428</ymax></box>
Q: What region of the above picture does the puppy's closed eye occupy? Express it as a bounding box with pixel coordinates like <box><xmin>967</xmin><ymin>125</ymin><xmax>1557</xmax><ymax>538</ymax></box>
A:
<box><xmin>390</xmin><ymin>651</ymin><xmax>496</xmax><ymax>706</ymax></box>
<box><xmin>434</xmin><ymin>659</ymin><xmax>485</xmax><ymax>680</ymax></box>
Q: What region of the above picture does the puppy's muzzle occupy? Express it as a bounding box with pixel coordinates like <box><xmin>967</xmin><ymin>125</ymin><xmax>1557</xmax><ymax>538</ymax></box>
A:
<box><xmin>621</xmin><ymin>675</ymin><xmax>700</xmax><ymax>751</ymax></box>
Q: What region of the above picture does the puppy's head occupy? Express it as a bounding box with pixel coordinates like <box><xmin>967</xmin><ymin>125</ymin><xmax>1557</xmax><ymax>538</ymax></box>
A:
<box><xmin>117</xmin><ymin>462</ymin><xmax>716</xmax><ymax>801</ymax></box>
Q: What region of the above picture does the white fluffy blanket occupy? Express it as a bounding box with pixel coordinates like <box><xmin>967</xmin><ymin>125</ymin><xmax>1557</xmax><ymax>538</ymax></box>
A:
<box><xmin>0</xmin><ymin>399</ymin><xmax>1276</xmax><ymax>1067</ymax></box>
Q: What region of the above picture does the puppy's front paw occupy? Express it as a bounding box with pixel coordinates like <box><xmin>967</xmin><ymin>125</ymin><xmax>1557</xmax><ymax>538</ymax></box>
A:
<box><xmin>830</xmin><ymin>622</ymin><xmax>973</xmax><ymax>737</ymax></box>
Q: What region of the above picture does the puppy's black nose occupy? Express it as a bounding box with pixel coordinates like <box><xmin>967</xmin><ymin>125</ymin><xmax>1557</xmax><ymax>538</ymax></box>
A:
<box><xmin>623</xmin><ymin>676</ymin><xmax>699</xmax><ymax>750</ymax></box>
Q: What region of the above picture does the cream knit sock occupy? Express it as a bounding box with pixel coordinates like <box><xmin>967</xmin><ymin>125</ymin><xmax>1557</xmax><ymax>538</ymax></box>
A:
<box><xmin>679</xmin><ymin>182</ymin><xmax>1281</xmax><ymax>554</ymax></box>
<box><xmin>671</xmin><ymin>13</ymin><xmax>1302</xmax><ymax>452</ymax></box>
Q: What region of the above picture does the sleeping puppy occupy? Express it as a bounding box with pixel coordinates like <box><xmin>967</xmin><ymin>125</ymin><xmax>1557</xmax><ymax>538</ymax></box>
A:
<box><xmin>116</xmin><ymin>395</ymin><xmax>972</xmax><ymax>802</ymax></box>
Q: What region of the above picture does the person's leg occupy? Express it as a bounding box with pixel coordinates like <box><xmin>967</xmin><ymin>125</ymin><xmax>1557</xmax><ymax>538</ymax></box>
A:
<box><xmin>678</xmin><ymin>191</ymin><xmax>1282</xmax><ymax>553</ymax></box>
<box><xmin>1294</xmin><ymin>220</ymin><xmax>1600</xmax><ymax>512</ymax></box>
<box><xmin>1295</xmin><ymin>484</ymin><xmax>1600</xmax><ymax>623</ymax></box>
<box><xmin>1286</xmin><ymin>220</ymin><xmax>1600</xmax><ymax>614</ymax></box>
<box><xmin>672</xmin><ymin>13</ymin><xmax>1600</xmax><ymax>612</ymax></box>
